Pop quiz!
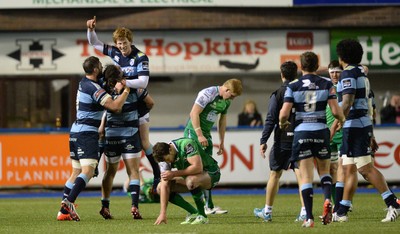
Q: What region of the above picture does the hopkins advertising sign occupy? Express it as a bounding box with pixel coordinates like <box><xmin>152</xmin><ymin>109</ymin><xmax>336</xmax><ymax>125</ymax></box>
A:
<box><xmin>330</xmin><ymin>29</ymin><xmax>400</xmax><ymax>70</ymax></box>
<box><xmin>0</xmin><ymin>30</ymin><xmax>329</xmax><ymax>75</ymax></box>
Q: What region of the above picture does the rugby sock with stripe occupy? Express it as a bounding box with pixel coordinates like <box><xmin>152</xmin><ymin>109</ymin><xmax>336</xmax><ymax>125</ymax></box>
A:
<box><xmin>128</xmin><ymin>180</ymin><xmax>140</xmax><ymax>208</ymax></box>
<box><xmin>334</xmin><ymin>182</ymin><xmax>344</xmax><ymax>213</ymax></box>
<box><xmin>68</xmin><ymin>174</ymin><xmax>89</xmax><ymax>203</ymax></box>
<box><xmin>101</xmin><ymin>198</ymin><xmax>110</xmax><ymax>209</ymax></box>
<box><xmin>382</xmin><ymin>190</ymin><xmax>400</xmax><ymax>208</ymax></box>
<box><xmin>320</xmin><ymin>174</ymin><xmax>332</xmax><ymax>201</ymax></box>
<box><xmin>301</xmin><ymin>183</ymin><xmax>314</xmax><ymax>220</ymax></box>
<box><xmin>60</xmin><ymin>181</ymin><xmax>74</xmax><ymax>214</ymax></box>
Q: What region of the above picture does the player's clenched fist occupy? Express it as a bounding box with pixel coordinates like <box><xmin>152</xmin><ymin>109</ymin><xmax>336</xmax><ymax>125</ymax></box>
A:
<box><xmin>87</xmin><ymin>16</ymin><xmax>96</xmax><ymax>29</ymax></box>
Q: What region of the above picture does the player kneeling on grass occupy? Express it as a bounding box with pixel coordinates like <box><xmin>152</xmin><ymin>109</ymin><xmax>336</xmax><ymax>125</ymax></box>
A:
<box><xmin>152</xmin><ymin>138</ymin><xmax>221</xmax><ymax>225</ymax></box>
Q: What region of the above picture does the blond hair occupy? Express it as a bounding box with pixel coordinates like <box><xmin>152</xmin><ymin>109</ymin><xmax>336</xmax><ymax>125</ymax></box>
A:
<box><xmin>112</xmin><ymin>27</ymin><xmax>133</xmax><ymax>44</ymax></box>
<box><xmin>223</xmin><ymin>78</ymin><xmax>243</xmax><ymax>96</ymax></box>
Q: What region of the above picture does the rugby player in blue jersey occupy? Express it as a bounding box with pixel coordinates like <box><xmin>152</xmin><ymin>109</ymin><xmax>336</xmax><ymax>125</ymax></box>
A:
<box><xmin>98</xmin><ymin>64</ymin><xmax>147</xmax><ymax>220</ymax></box>
<box><xmin>333</xmin><ymin>39</ymin><xmax>400</xmax><ymax>223</ymax></box>
<box><xmin>57</xmin><ymin>56</ymin><xmax>130</xmax><ymax>221</ymax></box>
<box><xmin>87</xmin><ymin>17</ymin><xmax>161</xmax><ymax>194</ymax></box>
<box><xmin>279</xmin><ymin>52</ymin><xmax>345</xmax><ymax>228</ymax></box>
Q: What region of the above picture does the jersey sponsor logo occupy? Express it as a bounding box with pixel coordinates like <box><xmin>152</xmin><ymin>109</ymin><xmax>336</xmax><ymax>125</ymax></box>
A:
<box><xmin>125</xmin><ymin>144</ymin><xmax>135</xmax><ymax>150</ymax></box>
<box><xmin>142</xmin><ymin>61</ymin><xmax>149</xmax><ymax>71</ymax></box>
<box><xmin>302</xmin><ymin>79</ymin><xmax>319</xmax><ymax>89</ymax></box>
<box><xmin>77</xmin><ymin>147</ymin><xmax>85</xmax><ymax>157</ymax></box>
<box><xmin>299</xmin><ymin>149</ymin><xmax>312</xmax><ymax>158</ymax></box>
<box><xmin>198</xmin><ymin>96</ymin><xmax>207</xmax><ymax>107</ymax></box>
<box><xmin>302</xmin><ymin>79</ymin><xmax>311</xmax><ymax>87</ymax></box>
<box><xmin>185</xmin><ymin>143</ymin><xmax>195</xmax><ymax>155</ymax></box>
<box><xmin>342</xmin><ymin>79</ymin><xmax>352</xmax><ymax>88</ymax></box>
<box><xmin>286</xmin><ymin>32</ymin><xmax>313</xmax><ymax>50</ymax></box>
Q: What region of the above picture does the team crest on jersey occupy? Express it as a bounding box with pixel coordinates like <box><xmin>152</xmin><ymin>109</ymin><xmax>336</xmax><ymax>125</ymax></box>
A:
<box><xmin>343</xmin><ymin>79</ymin><xmax>352</xmax><ymax>88</ymax></box>
<box><xmin>142</xmin><ymin>61</ymin><xmax>149</xmax><ymax>71</ymax></box>
<box><xmin>114</xmin><ymin>55</ymin><xmax>120</xmax><ymax>63</ymax></box>
<box><xmin>185</xmin><ymin>143</ymin><xmax>195</xmax><ymax>155</ymax></box>
<box><xmin>130</xmin><ymin>59</ymin><xmax>135</xmax><ymax>66</ymax></box>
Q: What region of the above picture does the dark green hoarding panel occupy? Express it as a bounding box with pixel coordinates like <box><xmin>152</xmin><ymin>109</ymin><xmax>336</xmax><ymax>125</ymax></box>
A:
<box><xmin>331</xmin><ymin>30</ymin><xmax>400</xmax><ymax>70</ymax></box>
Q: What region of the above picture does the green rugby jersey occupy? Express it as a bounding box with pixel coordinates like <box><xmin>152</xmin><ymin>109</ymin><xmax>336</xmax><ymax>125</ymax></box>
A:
<box><xmin>325</xmin><ymin>84</ymin><xmax>342</xmax><ymax>143</ymax></box>
<box><xmin>171</xmin><ymin>138</ymin><xmax>218</xmax><ymax>172</ymax></box>
<box><xmin>185</xmin><ymin>86</ymin><xmax>231</xmax><ymax>137</ymax></box>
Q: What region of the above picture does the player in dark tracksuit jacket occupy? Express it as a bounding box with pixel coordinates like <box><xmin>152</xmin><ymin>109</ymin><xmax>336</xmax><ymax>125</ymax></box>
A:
<box><xmin>254</xmin><ymin>61</ymin><xmax>304</xmax><ymax>222</ymax></box>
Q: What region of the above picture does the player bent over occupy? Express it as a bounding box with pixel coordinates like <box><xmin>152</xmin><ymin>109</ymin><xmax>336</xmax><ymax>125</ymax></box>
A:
<box><xmin>153</xmin><ymin>138</ymin><xmax>221</xmax><ymax>225</ymax></box>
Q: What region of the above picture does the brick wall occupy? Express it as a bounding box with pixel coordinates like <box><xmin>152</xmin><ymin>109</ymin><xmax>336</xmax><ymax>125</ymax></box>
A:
<box><xmin>1</xmin><ymin>6</ymin><xmax>399</xmax><ymax>31</ymax></box>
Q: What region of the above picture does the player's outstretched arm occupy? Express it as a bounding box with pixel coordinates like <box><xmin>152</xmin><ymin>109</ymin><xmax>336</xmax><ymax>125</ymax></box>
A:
<box><xmin>87</xmin><ymin>16</ymin><xmax>104</xmax><ymax>51</ymax></box>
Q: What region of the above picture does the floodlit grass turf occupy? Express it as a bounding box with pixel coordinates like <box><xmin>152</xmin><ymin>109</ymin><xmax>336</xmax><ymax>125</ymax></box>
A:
<box><xmin>0</xmin><ymin>192</ymin><xmax>397</xmax><ymax>233</ymax></box>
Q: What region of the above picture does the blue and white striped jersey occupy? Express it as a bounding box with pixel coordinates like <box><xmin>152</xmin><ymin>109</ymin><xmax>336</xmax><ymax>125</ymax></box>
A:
<box><xmin>103</xmin><ymin>45</ymin><xmax>149</xmax><ymax>79</ymax></box>
<box><xmin>284</xmin><ymin>74</ymin><xmax>336</xmax><ymax>132</ymax></box>
<box><xmin>105</xmin><ymin>90</ymin><xmax>145</xmax><ymax>138</ymax></box>
<box><xmin>70</xmin><ymin>77</ymin><xmax>111</xmax><ymax>133</ymax></box>
<box><xmin>337</xmin><ymin>64</ymin><xmax>372</xmax><ymax>128</ymax></box>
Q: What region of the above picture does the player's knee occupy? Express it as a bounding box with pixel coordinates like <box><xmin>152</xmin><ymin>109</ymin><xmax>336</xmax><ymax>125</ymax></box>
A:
<box><xmin>185</xmin><ymin>177</ymin><xmax>198</xmax><ymax>190</ymax></box>
<box><xmin>270</xmin><ymin>170</ymin><xmax>282</xmax><ymax>179</ymax></box>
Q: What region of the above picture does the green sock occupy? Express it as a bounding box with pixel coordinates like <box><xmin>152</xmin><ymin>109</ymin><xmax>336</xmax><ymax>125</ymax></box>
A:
<box><xmin>191</xmin><ymin>187</ymin><xmax>207</xmax><ymax>217</ymax></box>
<box><xmin>169</xmin><ymin>192</ymin><xmax>197</xmax><ymax>214</ymax></box>
<box><xmin>204</xmin><ymin>189</ymin><xmax>214</xmax><ymax>209</ymax></box>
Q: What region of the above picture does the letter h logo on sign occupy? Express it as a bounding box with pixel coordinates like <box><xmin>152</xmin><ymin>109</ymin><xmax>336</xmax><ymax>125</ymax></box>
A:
<box><xmin>7</xmin><ymin>39</ymin><xmax>64</xmax><ymax>70</ymax></box>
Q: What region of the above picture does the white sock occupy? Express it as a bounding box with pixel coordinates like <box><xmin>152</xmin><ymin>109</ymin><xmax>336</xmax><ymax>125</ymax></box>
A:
<box><xmin>264</xmin><ymin>205</ymin><xmax>273</xmax><ymax>214</ymax></box>
<box><xmin>300</xmin><ymin>207</ymin><xmax>306</xmax><ymax>216</ymax></box>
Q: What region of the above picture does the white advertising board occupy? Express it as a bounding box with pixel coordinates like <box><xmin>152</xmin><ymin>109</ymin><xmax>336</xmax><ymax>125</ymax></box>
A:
<box><xmin>89</xmin><ymin>127</ymin><xmax>400</xmax><ymax>186</ymax></box>
<box><xmin>0</xmin><ymin>30</ymin><xmax>329</xmax><ymax>75</ymax></box>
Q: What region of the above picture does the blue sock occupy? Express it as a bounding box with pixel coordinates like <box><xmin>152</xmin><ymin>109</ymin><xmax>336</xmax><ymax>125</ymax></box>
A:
<box><xmin>128</xmin><ymin>179</ymin><xmax>140</xmax><ymax>208</ymax></box>
<box><xmin>67</xmin><ymin>174</ymin><xmax>88</xmax><ymax>203</ymax></box>
<box><xmin>320</xmin><ymin>174</ymin><xmax>332</xmax><ymax>201</ymax></box>
<box><xmin>301</xmin><ymin>183</ymin><xmax>314</xmax><ymax>220</ymax></box>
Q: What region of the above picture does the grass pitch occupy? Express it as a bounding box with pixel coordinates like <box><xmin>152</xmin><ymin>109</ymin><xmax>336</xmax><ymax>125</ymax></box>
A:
<box><xmin>0</xmin><ymin>191</ymin><xmax>397</xmax><ymax>233</ymax></box>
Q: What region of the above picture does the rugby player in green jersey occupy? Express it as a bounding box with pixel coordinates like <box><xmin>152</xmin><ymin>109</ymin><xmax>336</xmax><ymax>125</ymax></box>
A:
<box><xmin>184</xmin><ymin>78</ymin><xmax>242</xmax><ymax>215</ymax></box>
<box><xmin>152</xmin><ymin>138</ymin><xmax>221</xmax><ymax>225</ymax></box>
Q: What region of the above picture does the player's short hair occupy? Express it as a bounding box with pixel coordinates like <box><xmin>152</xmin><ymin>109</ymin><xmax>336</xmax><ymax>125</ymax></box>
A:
<box><xmin>223</xmin><ymin>78</ymin><xmax>243</xmax><ymax>96</ymax></box>
<box><xmin>300</xmin><ymin>51</ymin><xmax>319</xmax><ymax>72</ymax></box>
<box><xmin>113</xmin><ymin>27</ymin><xmax>133</xmax><ymax>43</ymax></box>
<box><xmin>82</xmin><ymin>56</ymin><xmax>101</xmax><ymax>74</ymax></box>
<box><xmin>153</xmin><ymin>142</ymin><xmax>170</xmax><ymax>162</ymax></box>
<box><xmin>103</xmin><ymin>64</ymin><xmax>123</xmax><ymax>93</ymax></box>
<box><xmin>336</xmin><ymin>39</ymin><xmax>363</xmax><ymax>64</ymax></box>
<box><xmin>328</xmin><ymin>60</ymin><xmax>341</xmax><ymax>70</ymax></box>
<box><xmin>280</xmin><ymin>61</ymin><xmax>298</xmax><ymax>81</ymax></box>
